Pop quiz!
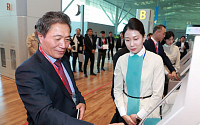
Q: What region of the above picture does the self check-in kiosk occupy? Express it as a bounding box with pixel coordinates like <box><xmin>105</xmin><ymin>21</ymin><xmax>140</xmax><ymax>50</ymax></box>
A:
<box><xmin>139</xmin><ymin>25</ymin><xmax>200</xmax><ymax>125</ymax></box>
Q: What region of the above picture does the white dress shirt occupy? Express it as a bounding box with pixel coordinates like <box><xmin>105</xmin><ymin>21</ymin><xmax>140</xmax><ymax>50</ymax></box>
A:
<box><xmin>73</xmin><ymin>35</ymin><xmax>78</xmax><ymax>52</ymax></box>
<box><xmin>114</xmin><ymin>47</ymin><xmax>165</xmax><ymax>119</ymax></box>
<box><xmin>151</xmin><ymin>37</ymin><xmax>159</xmax><ymax>53</ymax></box>
<box><xmin>96</xmin><ymin>38</ymin><xmax>108</xmax><ymax>49</ymax></box>
<box><xmin>180</xmin><ymin>42</ymin><xmax>185</xmax><ymax>52</ymax></box>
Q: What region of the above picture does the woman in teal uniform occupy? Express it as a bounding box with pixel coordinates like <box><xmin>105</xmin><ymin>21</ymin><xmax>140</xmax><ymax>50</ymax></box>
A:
<box><xmin>113</xmin><ymin>18</ymin><xmax>165</xmax><ymax>125</ymax></box>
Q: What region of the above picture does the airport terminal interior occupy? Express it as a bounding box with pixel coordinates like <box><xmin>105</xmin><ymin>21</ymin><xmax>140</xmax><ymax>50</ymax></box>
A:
<box><xmin>0</xmin><ymin>0</ymin><xmax>200</xmax><ymax>125</ymax></box>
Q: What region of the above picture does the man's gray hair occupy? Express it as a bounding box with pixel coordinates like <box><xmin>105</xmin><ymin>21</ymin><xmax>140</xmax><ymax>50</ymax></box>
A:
<box><xmin>36</xmin><ymin>11</ymin><xmax>71</xmax><ymax>38</ymax></box>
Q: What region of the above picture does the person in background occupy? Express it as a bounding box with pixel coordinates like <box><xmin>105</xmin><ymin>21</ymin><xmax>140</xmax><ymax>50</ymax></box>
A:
<box><xmin>94</xmin><ymin>32</ymin><xmax>98</xmax><ymax>42</ymax></box>
<box><xmin>111</xmin><ymin>46</ymin><xmax>129</xmax><ymax>125</ymax></box>
<box><xmin>176</xmin><ymin>36</ymin><xmax>189</xmax><ymax>59</ymax></box>
<box><xmin>162</xmin><ymin>31</ymin><xmax>180</xmax><ymax>73</ymax></box>
<box><xmin>64</xmin><ymin>39</ymin><xmax>73</xmax><ymax>59</ymax></box>
<box><xmin>143</xmin><ymin>24</ymin><xmax>179</xmax><ymax>83</ymax></box>
<box><xmin>116</xmin><ymin>32</ymin><xmax>126</xmax><ymax>52</ymax></box>
<box><xmin>96</xmin><ymin>31</ymin><xmax>108</xmax><ymax>73</ymax></box>
<box><xmin>83</xmin><ymin>28</ymin><xmax>96</xmax><ymax>77</ymax></box>
<box><xmin>111</xmin><ymin>18</ymin><xmax>164</xmax><ymax>125</ymax></box>
<box><xmin>144</xmin><ymin>25</ymin><xmax>180</xmax><ymax>96</ymax></box>
<box><xmin>27</xmin><ymin>25</ymin><xmax>39</xmax><ymax>58</ymax></box>
<box><xmin>71</xmin><ymin>28</ymin><xmax>84</xmax><ymax>72</ymax></box>
<box><xmin>147</xmin><ymin>33</ymin><xmax>152</xmax><ymax>40</ymax></box>
<box><xmin>107</xmin><ymin>31</ymin><xmax>115</xmax><ymax>60</ymax></box>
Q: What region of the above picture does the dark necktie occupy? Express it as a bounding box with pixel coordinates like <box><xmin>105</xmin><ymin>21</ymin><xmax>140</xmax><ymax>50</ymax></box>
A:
<box><xmin>89</xmin><ymin>36</ymin><xmax>93</xmax><ymax>45</ymax></box>
<box><xmin>54</xmin><ymin>60</ymin><xmax>72</xmax><ymax>96</ymax></box>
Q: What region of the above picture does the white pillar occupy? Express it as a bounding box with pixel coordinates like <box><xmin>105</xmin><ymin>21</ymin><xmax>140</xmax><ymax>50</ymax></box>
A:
<box><xmin>0</xmin><ymin>0</ymin><xmax>61</xmax><ymax>78</ymax></box>
<box><xmin>136</xmin><ymin>9</ymin><xmax>154</xmax><ymax>35</ymax></box>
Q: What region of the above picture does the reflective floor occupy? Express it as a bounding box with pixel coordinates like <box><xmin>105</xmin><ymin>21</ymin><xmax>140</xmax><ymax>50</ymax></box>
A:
<box><xmin>0</xmin><ymin>55</ymin><xmax>178</xmax><ymax>125</ymax></box>
<box><xmin>0</xmin><ymin>58</ymin><xmax>115</xmax><ymax>125</ymax></box>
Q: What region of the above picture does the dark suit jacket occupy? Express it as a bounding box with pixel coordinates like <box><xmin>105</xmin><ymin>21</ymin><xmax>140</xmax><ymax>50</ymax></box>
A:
<box><xmin>111</xmin><ymin>47</ymin><xmax>129</xmax><ymax>100</ymax></box>
<box><xmin>84</xmin><ymin>35</ymin><xmax>96</xmax><ymax>55</ymax></box>
<box><xmin>15</xmin><ymin>50</ymin><xmax>93</xmax><ymax>125</ymax></box>
<box><xmin>110</xmin><ymin>47</ymin><xmax>129</xmax><ymax>123</ymax></box>
<box><xmin>176</xmin><ymin>41</ymin><xmax>189</xmax><ymax>54</ymax></box>
<box><xmin>107</xmin><ymin>36</ymin><xmax>114</xmax><ymax>49</ymax></box>
<box><xmin>116</xmin><ymin>38</ymin><xmax>126</xmax><ymax>51</ymax></box>
<box><xmin>71</xmin><ymin>34</ymin><xmax>84</xmax><ymax>53</ymax></box>
<box><xmin>144</xmin><ymin>39</ymin><xmax>175</xmax><ymax>73</ymax></box>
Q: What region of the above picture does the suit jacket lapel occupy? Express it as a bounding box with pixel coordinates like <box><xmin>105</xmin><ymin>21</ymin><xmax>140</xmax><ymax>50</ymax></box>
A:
<box><xmin>87</xmin><ymin>36</ymin><xmax>93</xmax><ymax>46</ymax></box>
<box><xmin>149</xmin><ymin>39</ymin><xmax>157</xmax><ymax>54</ymax></box>
<box><xmin>35</xmin><ymin>50</ymin><xmax>73</xmax><ymax>100</ymax></box>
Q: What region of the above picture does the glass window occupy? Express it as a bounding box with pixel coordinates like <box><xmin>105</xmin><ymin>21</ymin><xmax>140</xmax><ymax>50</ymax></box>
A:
<box><xmin>62</xmin><ymin>0</ymin><xmax>129</xmax><ymax>34</ymax></box>
<box><xmin>0</xmin><ymin>48</ymin><xmax>6</xmax><ymax>68</ymax></box>
<box><xmin>10</xmin><ymin>49</ymin><xmax>16</xmax><ymax>70</ymax></box>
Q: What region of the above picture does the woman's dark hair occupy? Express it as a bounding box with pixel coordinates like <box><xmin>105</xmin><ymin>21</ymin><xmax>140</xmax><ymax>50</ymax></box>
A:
<box><xmin>123</xmin><ymin>18</ymin><xmax>145</xmax><ymax>37</ymax></box>
<box><xmin>161</xmin><ymin>31</ymin><xmax>174</xmax><ymax>45</ymax></box>
<box><xmin>36</xmin><ymin>11</ymin><xmax>71</xmax><ymax>38</ymax></box>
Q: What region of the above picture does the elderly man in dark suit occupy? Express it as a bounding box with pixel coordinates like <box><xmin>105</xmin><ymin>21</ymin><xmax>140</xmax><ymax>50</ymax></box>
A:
<box><xmin>71</xmin><ymin>28</ymin><xmax>84</xmax><ymax>72</ymax></box>
<box><xmin>15</xmin><ymin>11</ymin><xmax>92</xmax><ymax>125</ymax></box>
<box><xmin>144</xmin><ymin>25</ymin><xmax>179</xmax><ymax>95</ymax></box>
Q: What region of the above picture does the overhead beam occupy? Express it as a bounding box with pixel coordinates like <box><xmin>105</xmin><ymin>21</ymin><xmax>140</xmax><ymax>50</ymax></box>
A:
<box><xmin>110</xmin><ymin>6</ymin><xmax>115</xmax><ymax>22</ymax></box>
<box><xmin>118</xmin><ymin>8</ymin><xmax>132</xmax><ymax>25</ymax></box>
<box><xmin>103</xmin><ymin>0</ymin><xmax>135</xmax><ymax>17</ymax></box>
<box><xmin>114</xmin><ymin>7</ymin><xmax>119</xmax><ymax>34</ymax></box>
<box><xmin>100</xmin><ymin>5</ymin><xmax>114</xmax><ymax>25</ymax></box>
<box><xmin>62</xmin><ymin>0</ymin><xmax>74</xmax><ymax>13</ymax></box>
<box><xmin>118</xmin><ymin>2</ymin><xmax>125</xmax><ymax>21</ymax></box>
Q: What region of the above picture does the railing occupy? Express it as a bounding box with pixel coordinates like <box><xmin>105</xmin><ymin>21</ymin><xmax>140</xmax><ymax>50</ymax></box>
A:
<box><xmin>138</xmin><ymin>77</ymin><xmax>185</xmax><ymax>125</ymax></box>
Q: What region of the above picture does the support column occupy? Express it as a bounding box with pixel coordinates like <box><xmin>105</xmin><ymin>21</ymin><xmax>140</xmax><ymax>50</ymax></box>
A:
<box><xmin>0</xmin><ymin>0</ymin><xmax>61</xmax><ymax>79</ymax></box>
<box><xmin>114</xmin><ymin>7</ymin><xmax>119</xmax><ymax>35</ymax></box>
<box><xmin>62</xmin><ymin>0</ymin><xmax>75</xmax><ymax>13</ymax></box>
<box><xmin>80</xmin><ymin>5</ymin><xmax>84</xmax><ymax>36</ymax></box>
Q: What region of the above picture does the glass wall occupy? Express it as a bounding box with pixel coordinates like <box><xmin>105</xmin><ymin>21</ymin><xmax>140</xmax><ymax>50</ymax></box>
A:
<box><xmin>62</xmin><ymin>0</ymin><xmax>130</xmax><ymax>34</ymax></box>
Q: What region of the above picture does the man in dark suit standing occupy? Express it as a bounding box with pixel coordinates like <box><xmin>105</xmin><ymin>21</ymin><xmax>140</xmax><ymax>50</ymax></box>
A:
<box><xmin>116</xmin><ymin>31</ymin><xmax>126</xmax><ymax>52</ymax></box>
<box><xmin>15</xmin><ymin>11</ymin><xmax>92</xmax><ymax>125</ymax></box>
<box><xmin>176</xmin><ymin>36</ymin><xmax>189</xmax><ymax>59</ymax></box>
<box><xmin>107</xmin><ymin>31</ymin><xmax>115</xmax><ymax>60</ymax></box>
<box><xmin>83</xmin><ymin>28</ymin><xmax>96</xmax><ymax>77</ymax></box>
<box><xmin>96</xmin><ymin>31</ymin><xmax>108</xmax><ymax>73</ymax></box>
<box><xmin>144</xmin><ymin>25</ymin><xmax>179</xmax><ymax>95</ymax></box>
<box><xmin>71</xmin><ymin>28</ymin><xmax>84</xmax><ymax>72</ymax></box>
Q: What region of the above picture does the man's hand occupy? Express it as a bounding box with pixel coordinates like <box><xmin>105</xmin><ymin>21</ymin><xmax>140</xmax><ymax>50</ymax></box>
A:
<box><xmin>92</xmin><ymin>49</ymin><xmax>95</xmax><ymax>54</ymax></box>
<box><xmin>76</xmin><ymin>103</ymin><xmax>86</xmax><ymax>120</ymax></box>
<box><xmin>167</xmin><ymin>73</ymin><xmax>172</xmax><ymax>79</ymax></box>
<box><xmin>122</xmin><ymin>115</ymin><xmax>136</xmax><ymax>125</ymax></box>
<box><xmin>171</xmin><ymin>71</ymin><xmax>180</xmax><ymax>81</ymax></box>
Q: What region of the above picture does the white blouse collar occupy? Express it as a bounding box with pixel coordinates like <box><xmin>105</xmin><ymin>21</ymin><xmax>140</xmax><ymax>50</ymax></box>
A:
<box><xmin>129</xmin><ymin>46</ymin><xmax>146</xmax><ymax>57</ymax></box>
